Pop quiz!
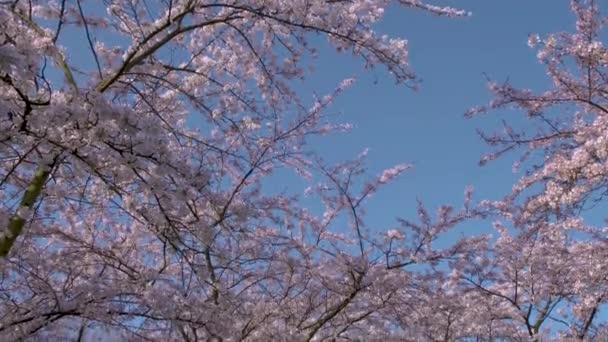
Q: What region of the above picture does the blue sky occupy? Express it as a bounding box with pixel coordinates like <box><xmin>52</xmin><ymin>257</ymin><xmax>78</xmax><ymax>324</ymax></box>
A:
<box><xmin>270</xmin><ymin>1</ymin><xmax>578</xmax><ymax>232</ymax></box>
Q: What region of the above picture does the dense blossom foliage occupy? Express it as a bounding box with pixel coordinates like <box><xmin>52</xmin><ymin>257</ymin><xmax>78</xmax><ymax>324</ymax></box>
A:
<box><xmin>3</xmin><ymin>0</ymin><xmax>608</xmax><ymax>340</ymax></box>
<box><xmin>0</xmin><ymin>0</ymin><xmax>481</xmax><ymax>340</ymax></box>
<box><xmin>465</xmin><ymin>0</ymin><xmax>608</xmax><ymax>339</ymax></box>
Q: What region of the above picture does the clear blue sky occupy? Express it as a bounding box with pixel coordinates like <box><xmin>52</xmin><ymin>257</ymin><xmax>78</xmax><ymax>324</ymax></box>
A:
<box><xmin>269</xmin><ymin>1</ymin><xmax>577</xmax><ymax>233</ymax></box>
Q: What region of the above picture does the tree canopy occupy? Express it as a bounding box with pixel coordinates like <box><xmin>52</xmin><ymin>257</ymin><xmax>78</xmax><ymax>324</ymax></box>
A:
<box><xmin>1</xmin><ymin>0</ymin><xmax>607</xmax><ymax>340</ymax></box>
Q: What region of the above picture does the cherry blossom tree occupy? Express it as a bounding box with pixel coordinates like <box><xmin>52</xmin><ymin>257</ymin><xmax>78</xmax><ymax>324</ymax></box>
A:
<box><xmin>0</xmin><ymin>0</ymin><xmax>479</xmax><ymax>340</ymax></box>
<box><xmin>468</xmin><ymin>0</ymin><xmax>608</xmax><ymax>222</ymax></box>
<box><xmin>10</xmin><ymin>0</ymin><xmax>608</xmax><ymax>340</ymax></box>
<box><xmin>448</xmin><ymin>213</ymin><xmax>608</xmax><ymax>340</ymax></box>
<box><xmin>466</xmin><ymin>0</ymin><xmax>608</xmax><ymax>339</ymax></box>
